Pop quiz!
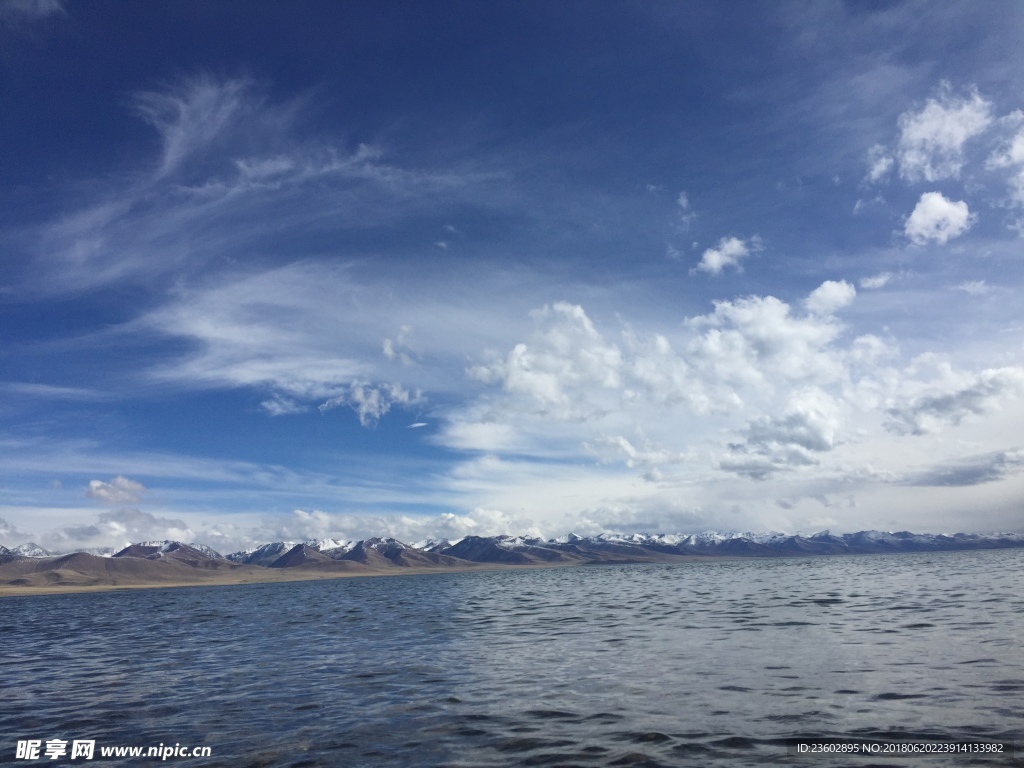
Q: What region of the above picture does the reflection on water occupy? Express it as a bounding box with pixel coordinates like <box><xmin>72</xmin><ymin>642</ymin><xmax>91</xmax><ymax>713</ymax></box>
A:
<box><xmin>2</xmin><ymin>550</ymin><xmax>1022</xmax><ymax>766</ymax></box>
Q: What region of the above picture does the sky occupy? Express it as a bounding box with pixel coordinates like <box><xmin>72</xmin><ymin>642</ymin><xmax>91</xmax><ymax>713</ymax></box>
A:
<box><xmin>2</xmin><ymin>0</ymin><xmax>1024</xmax><ymax>553</ymax></box>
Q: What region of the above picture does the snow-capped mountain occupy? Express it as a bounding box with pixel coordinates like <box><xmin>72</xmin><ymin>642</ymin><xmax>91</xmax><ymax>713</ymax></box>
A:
<box><xmin>226</xmin><ymin>538</ymin><xmax>355</xmax><ymax>566</ymax></box>
<box><xmin>430</xmin><ymin>530</ymin><xmax>1024</xmax><ymax>562</ymax></box>
<box><xmin>11</xmin><ymin>542</ymin><xmax>55</xmax><ymax>558</ymax></box>
<box><xmin>226</xmin><ymin>541</ymin><xmax>299</xmax><ymax>566</ymax></box>
<box><xmin>2</xmin><ymin>543</ymin><xmax>117</xmax><ymax>558</ymax></box>
<box><xmin>4</xmin><ymin>530</ymin><xmax>1023</xmax><ymax>572</ymax></box>
<box><xmin>114</xmin><ymin>541</ymin><xmax>226</xmax><ymax>562</ymax></box>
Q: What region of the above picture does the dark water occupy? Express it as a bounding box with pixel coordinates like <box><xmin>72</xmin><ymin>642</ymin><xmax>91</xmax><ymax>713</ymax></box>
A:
<box><xmin>2</xmin><ymin>550</ymin><xmax>1022</xmax><ymax>767</ymax></box>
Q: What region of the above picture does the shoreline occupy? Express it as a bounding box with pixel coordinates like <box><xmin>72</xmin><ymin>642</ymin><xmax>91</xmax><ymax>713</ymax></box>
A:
<box><xmin>6</xmin><ymin>545</ymin><xmax>1016</xmax><ymax>598</ymax></box>
<box><xmin>0</xmin><ymin>556</ymin><xmax>722</xmax><ymax>599</ymax></box>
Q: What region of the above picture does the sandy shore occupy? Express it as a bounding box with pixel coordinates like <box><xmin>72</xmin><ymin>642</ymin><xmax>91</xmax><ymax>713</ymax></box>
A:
<box><xmin>0</xmin><ymin>559</ymin><xmax>614</xmax><ymax>598</ymax></box>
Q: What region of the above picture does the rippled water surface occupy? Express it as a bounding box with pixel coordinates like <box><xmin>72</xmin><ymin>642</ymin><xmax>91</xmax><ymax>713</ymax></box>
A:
<box><xmin>3</xmin><ymin>550</ymin><xmax>1023</xmax><ymax>766</ymax></box>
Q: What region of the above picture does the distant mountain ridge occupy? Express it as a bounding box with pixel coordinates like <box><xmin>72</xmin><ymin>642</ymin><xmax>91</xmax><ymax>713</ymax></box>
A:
<box><xmin>3</xmin><ymin>530</ymin><xmax>1023</xmax><ymax>568</ymax></box>
<box><xmin>3</xmin><ymin>530</ymin><xmax>1023</xmax><ymax>593</ymax></box>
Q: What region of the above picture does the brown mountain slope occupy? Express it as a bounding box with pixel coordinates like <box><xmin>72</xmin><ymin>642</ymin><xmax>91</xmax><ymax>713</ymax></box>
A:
<box><xmin>0</xmin><ymin>552</ymin><xmax>247</xmax><ymax>588</ymax></box>
<box><xmin>339</xmin><ymin>538</ymin><xmax>480</xmax><ymax>569</ymax></box>
<box><xmin>268</xmin><ymin>544</ymin><xmax>373</xmax><ymax>573</ymax></box>
<box><xmin>114</xmin><ymin>542</ymin><xmax>229</xmax><ymax>569</ymax></box>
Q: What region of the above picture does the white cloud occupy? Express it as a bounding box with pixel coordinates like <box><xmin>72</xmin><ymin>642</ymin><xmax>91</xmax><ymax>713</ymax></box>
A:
<box><xmin>382</xmin><ymin>326</ymin><xmax>417</xmax><ymax>366</ymax></box>
<box><xmin>896</xmin><ymin>85</ymin><xmax>993</xmax><ymax>182</ymax></box>
<box><xmin>0</xmin><ymin>516</ymin><xmax>29</xmax><ymax>543</ymax></box>
<box><xmin>904</xmin><ymin>191</ymin><xmax>974</xmax><ymax>244</ymax></box>
<box><xmin>865</xmin><ymin>144</ymin><xmax>894</xmax><ymax>183</ymax></box>
<box><xmin>955</xmin><ymin>280</ymin><xmax>989</xmax><ymax>296</ymax></box>
<box><xmin>320</xmin><ymin>382</ymin><xmax>420</xmax><ymax>427</ymax></box>
<box><xmin>43</xmin><ymin>508</ymin><xmax>194</xmax><ymax>552</ymax></box>
<box><xmin>22</xmin><ymin>75</ymin><xmax>491</xmax><ymax>295</ymax></box>
<box><xmin>805</xmin><ymin>280</ymin><xmax>856</xmax><ymax>316</ymax></box>
<box><xmin>721</xmin><ymin>389</ymin><xmax>841</xmax><ymax>479</ymax></box>
<box><xmin>585</xmin><ymin>434</ymin><xmax>689</xmax><ymax>470</ymax></box>
<box><xmin>987</xmin><ymin>122</ymin><xmax>1024</xmax><ymax>170</ymax></box>
<box><xmin>902</xmin><ymin>449</ymin><xmax>1024</xmax><ymax>488</ymax></box>
<box><xmin>692</xmin><ymin>235</ymin><xmax>762</xmax><ymax>276</ymax></box>
<box><xmin>468</xmin><ymin>302</ymin><xmax>623</xmax><ymax>417</ymax></box>
<box><xmin>0</xmin><ymin>0</ymin><xmax>64</xmax><ymax>22</ymax></box>
<box><xmin>259</xmin><ymin>396</ymin><xmax>305</xmax><ymax>416</ymax></box>
<box><xmin>885</xmin><ymin>366</ymin><xmax>1024</xmax><ymax>435</ymax></box>
<box><xmin>86</xmin><ymin>476</ymin><xmax>146</xmax><ymax>505</ymax></box>
<box><xmin>859</xmin><ymin>272</ymin><xmax>891</xmax><ymax>290</ymax></box>
<box><xmin>986</xmin><ymin>118</ymin><xmax>1024</xmax><ymax>209</ymax></box>
<box><xmin>686</xmin><ymin>293</ymin><xmax>848</xmax><ymax>388</ymax></box>
<box><xmin>134</xmin><ymin>75</ymin><xmax>252</xmax><ymax>178</ymax></box>
<box><xmin>445</xmin><ymin>288</ymin><xmax>859</xmax><ymax>484</ymax></box>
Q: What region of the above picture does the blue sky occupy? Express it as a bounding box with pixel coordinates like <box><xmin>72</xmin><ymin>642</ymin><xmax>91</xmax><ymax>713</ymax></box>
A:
<box><xmin>2</xmin><ymin>0</ymin><xmax>1024</xmax><ymax>552</ymax></box>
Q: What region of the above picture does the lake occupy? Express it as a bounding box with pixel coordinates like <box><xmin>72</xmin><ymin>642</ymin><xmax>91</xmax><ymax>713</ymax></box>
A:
<box><xmin>2</xmin><ymin>549</ymin><xmax>1022</xmax><ymax>766</ymax></box>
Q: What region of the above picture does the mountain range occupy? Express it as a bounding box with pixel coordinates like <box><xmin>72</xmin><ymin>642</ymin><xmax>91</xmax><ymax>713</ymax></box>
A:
<box><xmin>2</xmin><ymin>530</ymin><xmax>1022</xmax><ymax>593</ymax></box>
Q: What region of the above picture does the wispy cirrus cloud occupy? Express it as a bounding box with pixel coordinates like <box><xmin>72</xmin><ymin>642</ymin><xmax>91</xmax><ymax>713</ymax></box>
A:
<box><xmin>18</xmin><ymin>75</ymin><xmax>495</xmax><ymax>295</ymax></box>
<box><xmin>135</xmin><ymin>260</ymin><xmax>543</xmax><ymax>426</ymax></box>
<box><xmin>0</xmin><ymin>0</ymin><xmax>64</xmax><ymax>23</ymax></box>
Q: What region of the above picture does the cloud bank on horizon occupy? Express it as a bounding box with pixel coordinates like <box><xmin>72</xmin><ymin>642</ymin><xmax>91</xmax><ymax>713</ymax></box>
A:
<box><xmin>2</xmin><ymin>1</ymin><xmax>1024</xmax><ymax>553</ymax></box>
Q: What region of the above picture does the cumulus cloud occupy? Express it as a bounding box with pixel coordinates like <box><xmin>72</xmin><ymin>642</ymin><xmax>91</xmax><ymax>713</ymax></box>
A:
<box><xmin>0</xmin><ymin>516</ymin><xmax>29</xmax><ymax>544</ymax></box>
<box><xmin>885</xmin><ymin>366</ymin><xmax>1024</xmax><ymax>435</ymax></box>
<box><xmin>438</xmin><ymin>278</ymin><xmax>1024</xmax><ymax>526</ymax></box>
<box><xmin>448</xmin><ymin>286</ymin><xmax>861</xmax><ymax>485</ymax></box>
<box><xmin>904</xmin><ymin>191</ymin><xmax>974</xmax><ymax>244</ymax></box>
<box><xmin>264</xmin><ymin>506</ymin><xmax>541</xmax><ymax>546</ymax></box>
<box><xmin>468</xmin><ymin>302</ymin><xmax>623</xmax><ymax>417</ymax></box>
<box><xmin>462</xmin><ymin>288</ymin><xmax>854</xmax><ymax>435</ymax></box>
<box><xmin>47</xmin><ymin>508</ymin><xmax>194</xmax><ymax>551</ymax></box>
<box><xmin>746</xmin><ymin>405</ymin><xmax>838</xmax><ymax>454</ymax></box>
<box><xmin>685</xmin><ymin>291</ymin><xmax>848</xmax><ymax>388</ymax></box>
<box><xmin>692</xmin><ymin>235</ymin><xmax>762</xmax><ymax>276</ymax></box>
<box><xmin>319</xmin><ymin>382</ymin><xmax>420</xmax><ymax>427</ymax></box>
<box><xmin>896</xmin><ymin>85</ymin><xmax>993</xmax><ymax>182</ymax></box>
<box><xmin>805</xmin><ymin>280</ymin><xmax>856</xmax><ymax>316</ymax></box>
<box><xmin>987</xmin><ymin>119</ymin><xmax>1024</xmax><ymax>171</ymax></box>
<box><xmin>720</xmin><ymin>389</ymin><xmax>840</xmax><ymax>479</ymax></box>
<box><xmin>86</xmin><ymin>476</ymin><xmax>146</xmax><ymax>505</ymax></box>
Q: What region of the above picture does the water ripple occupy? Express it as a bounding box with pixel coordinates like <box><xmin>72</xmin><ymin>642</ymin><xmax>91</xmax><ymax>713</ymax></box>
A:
<box><xmin>1</xmin><ymin>550</ymin><xmax>1021</xmax><ymax>766</ymax></box>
